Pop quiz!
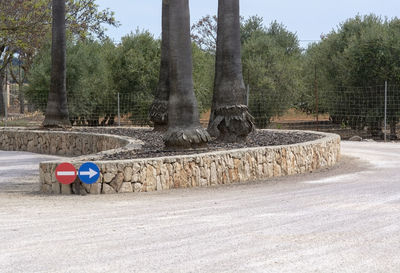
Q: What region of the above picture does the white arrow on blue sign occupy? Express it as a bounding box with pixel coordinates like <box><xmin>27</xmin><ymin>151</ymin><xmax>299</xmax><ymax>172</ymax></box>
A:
<box><xmin>78</xmin><ymin>162</ymin><xmax>100</xmax><ymax>185</ymax></box>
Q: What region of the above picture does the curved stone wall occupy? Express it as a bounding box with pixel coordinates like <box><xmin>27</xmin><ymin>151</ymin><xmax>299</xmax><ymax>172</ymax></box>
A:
<box><xmin>0</xmin><ymin>128</ymin><xmax>141</xmax><ymax>157</ymax></box>
<box><xmin>36</xmin><ymin>130</ymin><xmax>341</xmax><ymax>195</ymax></box>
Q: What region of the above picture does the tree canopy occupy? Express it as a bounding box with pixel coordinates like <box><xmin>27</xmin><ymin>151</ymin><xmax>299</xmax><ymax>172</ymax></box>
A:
<box><xmin>9</xmin><ymin>7</ymin><xmax>400</xmax><ymax>137</ymax></box>
<box><xmin>300</xmin><ymin>14</ymin><xmax>400</xmax><ymax>136</ymax></box>
<box><xmin>0</xmin><ymin>0</ymin><xmax>118</xmax><ymax>72</ymax></box>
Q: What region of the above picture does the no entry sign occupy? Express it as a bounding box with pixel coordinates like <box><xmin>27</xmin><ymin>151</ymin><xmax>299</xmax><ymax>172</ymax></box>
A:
<box><xmin>55</xmin><ymin>163</ymin><xmax>77</xmax><ymax>185</ymax></box>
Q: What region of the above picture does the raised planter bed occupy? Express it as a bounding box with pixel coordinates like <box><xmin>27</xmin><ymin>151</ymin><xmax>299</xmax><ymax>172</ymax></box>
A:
<box><xmin>0</xmin><ymin>128</ymin><xmax>340</xmax><ymax>195</ymax></box>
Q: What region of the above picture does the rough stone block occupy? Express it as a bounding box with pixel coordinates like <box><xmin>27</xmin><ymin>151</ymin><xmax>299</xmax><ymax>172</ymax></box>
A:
<box><xmin>119</xmin><ymin>182</ymin><xmax>133</xmax><ymax>193</ymax></box>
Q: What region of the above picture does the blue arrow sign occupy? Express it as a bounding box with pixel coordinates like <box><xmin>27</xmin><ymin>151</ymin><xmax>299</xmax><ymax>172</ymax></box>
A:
<box><xmin>78</xmin><ymin>162</ymin><xmax>100</xmax><ymax>185</ymax></box>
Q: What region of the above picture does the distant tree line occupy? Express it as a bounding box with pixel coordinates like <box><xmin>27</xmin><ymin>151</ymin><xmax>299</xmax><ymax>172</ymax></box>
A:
<box><xmin>26</xmin><ymin>14</ymin><xmax>302</xmax><ymax>128</ymax></box>
<box><xmin>4</xmin><ymin>6</ymin><xmax>400</xmax><ymax>138</ymax></box>
<box><xmin>25</xmin><ymin>30</ymin><xmax>215</xmax><ymax>126</ymax></box>
<box><xmin>0</xmin><ymin>0</ymin><xmax>118</xmax><ymax>117</ymax></box>
<box><xmin>301</xmin><ymin>14</ymin><xmax>400</xmax><ymax>138</ymax></box>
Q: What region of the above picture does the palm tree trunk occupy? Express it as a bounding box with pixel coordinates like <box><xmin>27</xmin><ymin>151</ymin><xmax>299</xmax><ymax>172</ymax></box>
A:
<box><xmin>149</xmin><ymin>0</ymin><xmax>170</xmax><ymax>131</ymax></box>
<box><xmin>164</xmin><ymin>0</ymin><xmax>210</xmax><ymax>149</ymax></box>
<box><xmin>43</xmin><ymin>0</ymin><xmax>70</xmax><ymax>127</ymax></box>
<box><xmin>208</xmin><ymin>0</ymin><xmax>254</xmax><ymax>142</ymax></box>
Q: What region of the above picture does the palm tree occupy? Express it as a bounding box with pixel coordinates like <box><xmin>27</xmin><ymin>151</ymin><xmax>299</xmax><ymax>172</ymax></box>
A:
<box><xmin>43</xmin><ymin>0</ymin><xmax>70</xmax><ymax>127</ymax></box>
<box><xmin>208</xmin><ymin>0</ymin><xmax>254</xmax><ymax>142</ymax></box>
<box><xmin>164</xmin><ymin>0</ymin><xmax>210</xmax><ymax>148</ymax></box>
<box><xmin>149</xmin><ymin>0</ymin><xmax>170</xmax><ymax>131</ymax></box>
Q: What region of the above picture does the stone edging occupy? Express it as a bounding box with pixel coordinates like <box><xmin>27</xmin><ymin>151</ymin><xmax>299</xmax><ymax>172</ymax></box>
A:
<box><xmin>35</xmin><ymin>130</ymin><xmax>341</xmax><ymax>195</ymax></box>
<box><xmin>0</xmin><ymin>127</ymin><xmax>143</xmax><ymax>158</ymax></box>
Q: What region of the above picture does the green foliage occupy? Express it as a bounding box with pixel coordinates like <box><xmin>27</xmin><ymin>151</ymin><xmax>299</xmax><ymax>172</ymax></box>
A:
<box><xmin>66</xmin><ymin>0</ymin><xmax>119</xmax><ymax>39</ymax></box>
<box><xmin>24</xmin><ymin>12</ymin><xmax>302</xmax><ymax>128</ymax></box>
<box><xmin>302</xmin><ymin>14</ymin><xmax>400</xmax><ymax>133</ymax></box>
<box><xmin>0</xmin><ymin>0</ymin><xmax>118</xmax><ymax>120</ymax></box>
<box><xmin>240</xmin><ymin>15</ymin><xmax>265</xmax><ymax>44</ymax></box>
<box><xmin>25</xmin><ymin>31</ymin><xmax>215</xmax><ymax>125</ymax></box>
<box><xmin>242</xmin><ymin>21</ymin><xmax>302</xmax><ymax>128</ymax></box>
<box><xmin>0</xmin><ymin>0</ymin><xmax>49</xmax><ymax>50</ymax></box>
<box><xmin>0</xmin><ymin>0</ymin><xmax>118</xmax><ymax>90</ymax></box>
<box><xmin>26</xmin><ymin>38</ymin><xmax>116</xmax><ymax>125</ymax></box>
<box><xmin>191</xmin><ymin>15</ymin><xmax>302</xmax><ymax>126</ymax></box>
<box><xmin>0</xmin><ymin>0</ymin><xmax>118</xmax><ymax>45</ymax></box>
<box><xmin>192</xmin><ymin>43</ymin><xmax>215</xmax><ymax>113</ymax></box>
<box><xmin>110</xmin><ymin>30</ymin><xmax>160</xmax><ymax>125</ymax></box>
<box><xmin>109</xmin><ymin>30</ymin><xmax>215</xmax><ymax>123</ymax></box>
<box><xmin>67</xmin><ymin>39</ymin><xmax>116</xmax><ymax>124</ymax></box>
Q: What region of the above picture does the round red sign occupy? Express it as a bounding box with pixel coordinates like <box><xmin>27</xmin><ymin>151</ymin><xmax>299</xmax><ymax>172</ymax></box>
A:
<box><xmin>55</xmin><ymin>163</ymin><xmax>77</xmax><ymax>185</ymax></box>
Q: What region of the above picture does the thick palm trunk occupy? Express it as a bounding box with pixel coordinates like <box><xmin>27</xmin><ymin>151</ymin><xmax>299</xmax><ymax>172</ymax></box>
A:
<box><xmin>164</xmin><ymin>0</ymin><xmax>210</xmax><ymax>149</ymax></box>
<box><xmin>149</xmin><ymin>0</ymin><xmax>170</xmax><ymax>131</ymax></box>
<box><xmin>43</xmin><ymin>0</ymin><xmax>70</xmax><ymax>127</ymax></box>
<box><xmin>208</xmin><ymin>0</ymin><xmax>254</xmax><ymax>142</ymax></box>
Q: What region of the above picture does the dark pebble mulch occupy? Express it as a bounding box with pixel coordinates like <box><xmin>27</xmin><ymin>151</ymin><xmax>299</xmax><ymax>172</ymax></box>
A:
<box><xmin>73</xmin><ymin>127</ymin><xmax>322</xmax><ymax>160</ymax></box>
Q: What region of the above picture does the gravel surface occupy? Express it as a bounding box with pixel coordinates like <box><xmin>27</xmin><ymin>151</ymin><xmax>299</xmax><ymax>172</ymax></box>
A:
<box><xmin>74</xmin><ymin>128</ymin><xmax>322</xmax><ymax>159</ymax></box>
<box><xmin>2</xmin><ymin>142</ymin><xmax>400</xmax><ymax>273</ymax></box>
<box><xmin>0</xmin><ymin>152</ymin><xmax>62</xmax><ymax>193</ymax></box>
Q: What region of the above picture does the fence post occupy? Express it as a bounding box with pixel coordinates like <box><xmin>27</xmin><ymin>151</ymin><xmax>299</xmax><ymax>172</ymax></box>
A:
<box><xmin>4</xmin><ymin>93</ymin><xmax>7</xmax><ymax>127</ymax></box>
<box><xmin>314</xmin><ymin>65</ymin><xmax>319</xmax><ymax>129</ymax></box>
<box><xmin>246</xmin><ymin>84</ymin><xmax>250</xmax><ymax>107</ymax></box>
<box><xmin>1</xmin><ymin>88</ymin><xmax>7</xmax><ymax>127</ymax></box>
<box><xmin>117</xmin><ymin>92</ymin><xmax>121</xmax><ymax>127</ymax></box>
<box><xmin>384</xmin><ymin>81</ymin><xmax>388</xmax><ymax>142</ymax></box>
<box><xmin>2</xmin><ymin>73</ymin><xmax>8</xmax><ymax>127</ymax></box>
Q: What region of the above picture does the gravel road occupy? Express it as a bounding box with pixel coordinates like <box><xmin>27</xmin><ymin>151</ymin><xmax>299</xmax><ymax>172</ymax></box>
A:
<box><xmin>0</xmin><ymin>142</ymin><xmax>400</xmax><ymax>273</ymax></box>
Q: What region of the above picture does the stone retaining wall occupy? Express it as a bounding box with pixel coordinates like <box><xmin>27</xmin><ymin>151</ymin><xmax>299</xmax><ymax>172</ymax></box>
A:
<box><xmin>0</xmin><ymin>128</ymin><xmax>141</xmax><ymax>157</ymax></box>
<box><xmin>37</xmin><ymin>130</ymin><xmax>341</xmax><ymax>195</ymax></box>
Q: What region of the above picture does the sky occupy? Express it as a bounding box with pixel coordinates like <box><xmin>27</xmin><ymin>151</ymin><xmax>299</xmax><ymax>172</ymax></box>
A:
<box><xmin>96</xmin><ymin>0</ymin><xmax>400</xmax><ymax>47</ymax></box>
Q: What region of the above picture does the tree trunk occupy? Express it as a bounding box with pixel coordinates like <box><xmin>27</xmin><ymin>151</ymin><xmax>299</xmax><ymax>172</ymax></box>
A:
<box><xmin>208</xmin><ymin>0</ymin><xmax>254</xmax><ymax>142</ymax></box>
<box><xmin>163</xmin><ymin>0</ymin><xmax>210</xmax><ymax>149</ymax></box>
<box><xmin>43</xmin><ymin>0</ymin><xmax>70</xmax><ymax>127</ymax></box>
<box><xmin>0</xmin><ymin>69</ymin><xmax>5</xmax><ymax>117</ymax></box>
<box><xmin>149</xmin><ymin>0</ymin><xmax>170</xmax><ymax>131</ymax></box>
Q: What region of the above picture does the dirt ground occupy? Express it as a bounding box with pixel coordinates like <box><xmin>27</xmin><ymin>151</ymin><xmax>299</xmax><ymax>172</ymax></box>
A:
<box><xmin>0</xmin><ymin>142</ymin><xmax>400</xmax><ymax>273</ymax></box>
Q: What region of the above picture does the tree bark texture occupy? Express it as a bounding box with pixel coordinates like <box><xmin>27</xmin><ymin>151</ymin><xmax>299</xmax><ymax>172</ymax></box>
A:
<box><xmin>163</xmin><ymin>0</ymin><xmax>210</xmax><ymax>149</ymax></box>
<box><xmin>208</xmin><ymin>0</ymin><xmax>254</xmax><ymax>142</ymax></box>
<box><xmin>149</xmin><ymin>0</ymin><xmax>170</xmax><ymax>131</ymax></box>
<box><xmin>43</xmin><ymin>0</ymin><xmax>70</xmax><ymax>127</ymax></box>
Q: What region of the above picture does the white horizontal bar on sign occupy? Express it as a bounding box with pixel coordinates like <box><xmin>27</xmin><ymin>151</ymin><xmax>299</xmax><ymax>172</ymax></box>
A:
<box><xmin>57</xmin><ymin>171</ymin><xmax>76</xmax><ymax>176</ymax></box>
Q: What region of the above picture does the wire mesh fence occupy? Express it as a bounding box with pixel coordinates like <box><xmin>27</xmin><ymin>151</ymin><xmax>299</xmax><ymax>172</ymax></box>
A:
<box><xmin>248</xmin><ymin>83</ymin><xmax>400</xmax><ymax>140</ymax></box>
<box><xmin>1</xmin><ymin>82</ymin><xmax>400</xmax><ymax>140</ymax></box>
<box><xmin>1</xmin><ymin>84</ymin><xmax>153</xmax><ymax>127</ymax></box>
